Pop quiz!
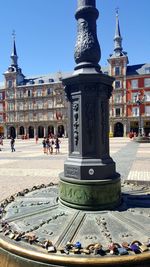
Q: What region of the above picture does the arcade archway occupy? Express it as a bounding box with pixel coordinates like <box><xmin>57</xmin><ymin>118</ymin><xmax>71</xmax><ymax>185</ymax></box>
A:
<box><xmin>19</xmin><ymin>126</ymin><xmax>24</xmax><ymax>136</ymax></box>
<box><xmin>9</xmin><ymin>127</ymin><xmax>16</xmax><ymax>139</ymax></box>
<box><xmin>29</xmin><ymin>126</ymin><xmax>34</xmax><ymax>138</ymax></box>
<box><xmin>57</xmin><ymin>125</ymin><xmax>64</xmax><ymax>137</ymax></box>
<box><xmin>114</xmin><ymin>122</ymin><xmax>124</xmax><ymax>137</ymax></box>
<box><xmin>38</xmin><ymin>126</ymin><xmax>44</xmax><ymax>138</ymax></box>
<box><xmin>48</xmin><ymin>125</ymin><xmax>54</xmax><ymax>136</ymax></box>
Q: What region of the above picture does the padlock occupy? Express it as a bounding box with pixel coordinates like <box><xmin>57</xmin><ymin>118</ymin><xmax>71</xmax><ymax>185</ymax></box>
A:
<box><xmin>94</xmin><ymin>243</ymin><xmax>105</xmax><ymax>255</ymax></box>
<box><xmin>74</xmin><ymin>241</ymin><xmax>82</xmax><ymax>249</ymax></box>
<box><xmin>139</xmin><ymin>244</ymin><xmax>148</xmax><ymax>252</ymax></box>
<box><xmin>130</xmin><ymin>241</ymin><xmax>141</xmax><ymax>254</ymax></box>
<box><xmin>132</xmin><ymin>240</ymin><xmax>148</xmax><ymax>252</ymax></box>
<box><xmin>47</xmin><ymin>245</ymin><xmax>56</xmax><ymax>253</ymax></box>
<box><xmin>114</xmin><ymin>243</ymin><xmax>128</xmax><ymax>255</ymax></box>
<box><xmin>122</xmin><ymin>241</ymin><xmax>129</xmax><ymax>250</ymax></box>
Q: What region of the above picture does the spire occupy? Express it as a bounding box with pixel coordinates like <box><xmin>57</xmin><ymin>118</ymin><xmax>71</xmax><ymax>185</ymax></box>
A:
<box><xmin>11</xmin><ymin>30</ymin><xmax>18</xmax><ymax>67</ymax></box>
<box><xmin>113</xmin><ymin>9</ymin><xmax>123</xmax><ymax>56</ymax></box>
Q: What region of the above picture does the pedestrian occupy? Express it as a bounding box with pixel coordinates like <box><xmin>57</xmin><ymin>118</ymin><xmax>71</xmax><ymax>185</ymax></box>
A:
<box><xmin>10</xmin><ymin>137</ymin><xmax>15</xmax><ymax>152</ymax></box>
<box><xmin>35</xmin><ymin>135</ymin><xmax>38</xmax><ymax>144</ymax></box>
<box><xmin>42</xmin><ymin>137</ymin><xmax>47</xmax><ymax>154</ymax></box>
<box><xmin>55</xmin><ymin>137</ymin><xmax>60</xmax><ymax>154</ymax></box>
<box><xmin>0</xmin><ymin>136</ymin><xmax>3</xmax><ymax>151</ymax></box>
<box><xmin>45</xmin><ymin>137</ymin><xmax>51</xmax><ymax>154</ymax></box>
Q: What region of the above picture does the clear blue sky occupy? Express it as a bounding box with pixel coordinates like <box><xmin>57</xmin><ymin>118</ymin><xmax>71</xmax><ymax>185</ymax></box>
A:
<box><xmin>0</xmin><ymin>0</ymin><xmax>149</xmax><ymax>81</ymax></box>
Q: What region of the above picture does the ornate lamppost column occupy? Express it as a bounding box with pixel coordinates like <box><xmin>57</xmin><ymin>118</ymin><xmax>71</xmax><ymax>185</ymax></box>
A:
<box><xmin>59</xmin><ymin>0</ymin><xmax>121</xmax><ymax>210</ymax></box>
<box><xmin>135</xmin><ymin>92</ymin><xmax>145</xmax><ymax>137</ymax></box>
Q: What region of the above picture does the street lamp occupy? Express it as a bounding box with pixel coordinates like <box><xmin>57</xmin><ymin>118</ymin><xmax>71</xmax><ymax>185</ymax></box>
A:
<box><xmin>134</xmin><ymin>92</ymin><xmax>145</xmax><ymax>137</ymax></box>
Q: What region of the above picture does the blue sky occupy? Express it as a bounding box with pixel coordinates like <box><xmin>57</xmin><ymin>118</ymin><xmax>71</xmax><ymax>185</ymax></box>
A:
<box><xmin>0</xmin><ymin>0</ymin><xmax>149</xmax><ymax>81</ymax></box>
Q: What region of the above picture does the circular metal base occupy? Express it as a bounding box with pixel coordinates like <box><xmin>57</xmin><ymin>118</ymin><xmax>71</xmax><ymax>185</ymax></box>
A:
<box><xmin>0</xmin><ymin>183</ymin><xmax>150</xmax><ymax>267</ymax></box>
<box><xmin>59</xmin><ymin>174</ymin><xmax>121</xmax><ymax>210</ymax></box>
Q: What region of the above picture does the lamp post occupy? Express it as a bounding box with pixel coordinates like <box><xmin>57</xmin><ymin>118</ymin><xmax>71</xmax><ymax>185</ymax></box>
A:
<box><xmin>134</xmin><ymin>92</ymin><xmax>145</xmax><ymax>137</ymax></box>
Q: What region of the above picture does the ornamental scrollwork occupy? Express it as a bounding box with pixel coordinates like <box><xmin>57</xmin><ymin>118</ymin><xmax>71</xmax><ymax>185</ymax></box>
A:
<box><xmin>73</xmin><ymin>102</ymin><xmax>79</xmax><ymax>146</ymax></box>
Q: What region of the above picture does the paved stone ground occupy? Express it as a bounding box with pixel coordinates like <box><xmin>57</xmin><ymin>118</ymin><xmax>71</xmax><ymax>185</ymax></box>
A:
<box><xmin>0</xmin><ymin>137</ymin><xmax>150</xmax><ymax>202</ymax></box>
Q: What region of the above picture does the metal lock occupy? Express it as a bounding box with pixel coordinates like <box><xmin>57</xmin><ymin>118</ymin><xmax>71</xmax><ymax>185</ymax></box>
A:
<box><xmin>47</xmin><ymin>245</ymin><xmax>56</xmax><ymax>253</ymax></box>
<box><xmin>108</xmin><ymin>242</ymin><xmax>117</xmax><ymax>255</ymax></box>
<box><xmin>117</xmin><ymin>247</ymin><xmax>128</xmax><ymax>255</ymax></box>
<box><xmin>122</xmin><ymin>242</ymin><xmax>129</xmax><ymax>249</ymax></box>
<box><xmin>9</xmin><ymin>232</ymin><xmax>15</xmax><ymax>239</ymax></box>
<box><xmin>74</xmin><ymin>241</ymin><xmax>82</xmax><ymax>249</ymax></box>
<box><xmin>139</xmin><ymin>244</ymin><xmax>148</xmax><ymax>252</ymax></box>
<box><xmin>130</xmin><ymin>241</ymin><xmax>141</xmax><ymax>254</ymax></box>
<box><xmin>114</xmin><ymin>243</ymin><xmax>128</xmax><ymax>255</ymax></box>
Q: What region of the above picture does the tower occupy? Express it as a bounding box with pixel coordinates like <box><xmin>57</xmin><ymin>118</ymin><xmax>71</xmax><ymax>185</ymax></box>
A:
<box><xmin>4</xmin><ymin>32</ymin><xmax>24</xmax><ymax>88</ymax></box>
<box><xmin>108</xmin><ymin>10</ymin><xmax>129</xmax><ymax>137</ymax></box>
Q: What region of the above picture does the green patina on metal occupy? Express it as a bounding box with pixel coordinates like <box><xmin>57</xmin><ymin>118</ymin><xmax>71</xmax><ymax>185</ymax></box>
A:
<box><xmin>59</xmin><ymin>177</ymin><xmax>121</xmax><ymax>209</ymax></box>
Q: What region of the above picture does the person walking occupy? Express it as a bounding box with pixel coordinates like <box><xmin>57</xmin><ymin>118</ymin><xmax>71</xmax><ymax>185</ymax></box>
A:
<box><xmin>42</xmin><ymin>137</ymin><xmax>47</xmax><ymax>154</ymax></box>
<box><xmin>0</xmin><ymin>136</ymin><xmax>3</xmax><ymax>151</ymax></box>
<box><xmin>10</xmin><ymin>137</ymin><xmax>15</xmax><ymax>152</ymax></box>
<box><xmin>55</xmin><ymin>137</ymin><xmax>60</xmax><ymax>154</ymax></box>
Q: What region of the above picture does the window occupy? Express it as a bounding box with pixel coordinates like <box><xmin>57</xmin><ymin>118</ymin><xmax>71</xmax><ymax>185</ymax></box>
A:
<box><xmin>145</xmin><ymin>67</ymin><xmax>150</xmax><ymax>74</ymax></box>
<box><xmin>18</xmin><ymin>102</ymin><xmax>24</xmax><ymax>110</ymax></box>
<box><xmin>115</xmin><ymin>66</ymin><xmax>120</xmax><ymax>76</ymax></box>
<box><xmin>47</xmin><ymin>88</ymin><xmax>52</xmax><ymax>95</ymax></box>
<box><xmin>131</xmin><ymin>79</ymin><xmax>138</xmax><ymax>89</ymax></box>
<box><xmin>29</xmin><ymin>112</ymin><xmax>33</xmax><ymax>121</ymax></box>
<box><xmin>115</xmin><ymin>108</ymin><xmax>121</xmax><ymax>117</ymax></box>
<box><xmin>145</xmin><ymin>106</ymin><xmax>150</xmax><ymax>115</ymax></box>
<box><xmin>17</xmin><ymin>113</ymin><xmax>24</xmax><ymax>122</ymax></box>
<box><xmin>48</xmin><ymin>99</ymin><xmax>53</xmax><ymax>108</ymax></box>
<box><xmin>114</xmin><ymin>94</ymin><xmax>121</xmax><ymax>103</ymax></box>
<box><xmin>0</xmin><ymin>115</ymin><xmax>3</xmax><ymax>122</ymax></box>
<box><xmin>144</xmin><ymin>78</ymin><xmax>150</xmax><ymax>87</ymax></box>
<box><xmin>28</xmin><ymin>90</ymin><xmax>32</xmax><ymax>97</ymax></box>
<box><xmin>28</xmin><ymin>102</ymin><xmax>33</xmax><ymax>109</ymax></box>
<box><xmin>7</xmin><ymin>80</ymin><xmax>13</xmax><ymax>88</ymax></box>
<box><xmin>9</xmin><ymin>103</ymin><xmax>14</xmax><ymax>111</ymax></box>
<box><xmin>132</xmin><ymin>92</ymin><xmax>138</xmax><ymax>103</ymax></box>
<box><xmin>144</xmin><ymin>92</ymin><xmax>150</xmax><ymax>102</ymax></box>
<box><xmin>0</xmin><ymin>103</ymin><xmax>3</xmax><ymax>111</ymax></box>
<box><xmin>115</xmin><ymin>80</ymin><xmax>121</xmax><ymax>89</ymax></box>
<box><xmin>37</xmin><ymin>88</ymin><xmax>42</xmax><ymax>97</ymax></box>
<box><xmin>38</xmin><ymin>113</ymin><xmax>43</xmax><ymax>121</ymax></box>
<box><xmin>0</xmin><ymin>93</ymin><xmax>3</xmax><ymax>100</ymax></box>
<box><xmin>37</xmin><ymin>101</ymin><xmax>43</xmax><ymax>109</ymax></box>
<box><xmin>47</xmin><ymin>111</ymin><xmax>53</xmax><ymax>120</ymax></box>
<box><xmin>132</xmin><ymin>107</ymin><xmax>139</xmax><ymax>117</ymax></box>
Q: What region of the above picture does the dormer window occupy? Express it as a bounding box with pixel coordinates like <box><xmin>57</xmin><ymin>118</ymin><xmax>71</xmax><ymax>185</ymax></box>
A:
<box><xmin>38</xmin><ymin>79</ymin><xmax>44</xmax><ymax>84</ymax></box>
<box><xmin>145</xmin><ymin>67</ymin><xmax>150</xmax><ymax>74</ymax></box>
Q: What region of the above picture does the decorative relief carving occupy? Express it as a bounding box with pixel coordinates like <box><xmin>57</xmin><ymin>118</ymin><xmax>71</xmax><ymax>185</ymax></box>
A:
<box><xmin>74</xmin><ymin>19</ymin><xmax>100</xmax><ymax>65</ymax></box>
<box><xmin>73</xmin><ymin>102</ymin><xmax>79</xmax><ymax>146</ymax></box>
<box><xmin>85</xmin><ymin>102</ymin><xmax>95</xmax><ymax>144</ymax></box>
<box><xmin>101</xmin><ymin>101</ymin><xmax>106</xmax><ymax>146</ymax></box>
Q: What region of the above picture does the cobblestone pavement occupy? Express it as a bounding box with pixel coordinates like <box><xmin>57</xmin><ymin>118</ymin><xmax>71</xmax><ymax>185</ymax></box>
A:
<box><xmin>0</xmin><ymin>137</ymin><xmax>150</xmax><ymax>201</ymax></box>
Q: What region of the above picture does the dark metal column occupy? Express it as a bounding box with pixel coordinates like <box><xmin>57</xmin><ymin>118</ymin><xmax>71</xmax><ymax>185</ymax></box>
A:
<box><xmin>59</xmin><ymin>0</ymin><xmax>121</xmax><ymax>210</ymax></box>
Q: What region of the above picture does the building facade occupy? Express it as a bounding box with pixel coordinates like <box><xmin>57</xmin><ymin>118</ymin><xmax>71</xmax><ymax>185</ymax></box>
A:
<box><xmin>108</xmin><ymin>12</ymin><xmax>150</xmax><ymax>137</ymax></box>
<box><xmin>0</xmin><ymin>13</ymin><xmax>149</xmax><ymax>139</ymax></box>
<box><xmin>0</xmin><ymin>38</ymin><xmax>69</xmax><ymax>139</ymax></box>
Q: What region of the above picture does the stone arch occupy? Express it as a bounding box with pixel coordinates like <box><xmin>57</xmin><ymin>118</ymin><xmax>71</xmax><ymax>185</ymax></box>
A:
<box><xmin>57</xmin><ymin>125</ymin><xmax>64</xmax><ymax>137</ymax></box>
<box><xmin>9</xmin><ymin>126</ymin><xmax>16</xmax><ymax>139</ymax></box>
<box><xmin>29</xmin><ymin>126</ymin><xmax>34</xmax><ymax>138</ymax></box>
<box><xmin>114</xmin><ymin>122</ymin><xmax>124</xmax><ymax>137</ymax></box>
<box><xmin>38</xmin><ymin>126</ymin><xmax>44</xmax><ymax>138</ymax></box>
<box><xmin>19</xmin><ymin>126</ymin><xmax>24</xmax><ymax>135</ymax></box>
<box><xmin>48</xmin><ymin>125</ymin><xmax>54</xmax><ymax>136</ymax></box>
<box><xmin>0</xmin><ymin>126</ymin><xmax>4</xmax><ymax>137</ymax></box>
